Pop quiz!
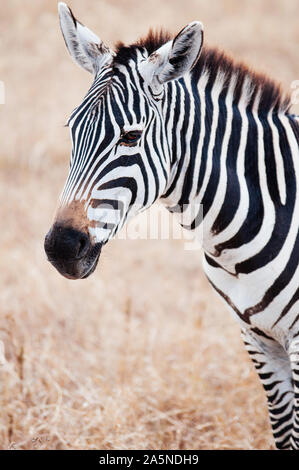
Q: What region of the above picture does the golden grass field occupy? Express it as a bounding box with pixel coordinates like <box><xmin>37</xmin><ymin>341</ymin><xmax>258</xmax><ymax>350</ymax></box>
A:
<box><xmin>0</xmin><ymin>0</ymin><xmax>298</xmax><ymax>450</ymax></box>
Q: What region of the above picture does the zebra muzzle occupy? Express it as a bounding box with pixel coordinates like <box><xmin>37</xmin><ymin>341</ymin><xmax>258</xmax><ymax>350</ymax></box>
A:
<box><xmin>44</xmin><ymin>223</ymin><xmax>102</xmax><ymax>279</ymax></box>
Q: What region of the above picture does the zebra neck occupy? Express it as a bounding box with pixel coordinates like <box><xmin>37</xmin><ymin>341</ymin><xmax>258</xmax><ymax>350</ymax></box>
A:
<box><xmin>161</xmin><ymin>76</ymin><xmax>299</xmax><ymax>273</ymax></box>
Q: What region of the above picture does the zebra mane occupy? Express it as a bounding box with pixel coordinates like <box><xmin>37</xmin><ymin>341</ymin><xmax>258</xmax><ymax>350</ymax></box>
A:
<box><xmin>114</xmin><ymin>29</ymin><xmax>291</xmax><ymax>114</ymax></box>
<box><xmin>195</xmin><ymin>47</ymin><xmax>291</xmax><ymax>113</ymax></box>
<box><xmin>114</xmin><ymin>29</ymin><xmax>172</xmax><ymax>64</ymax></box>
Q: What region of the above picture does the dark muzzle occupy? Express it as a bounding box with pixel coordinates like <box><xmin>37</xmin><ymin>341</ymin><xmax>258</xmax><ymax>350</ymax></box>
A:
<box><xmin>44</xmin><ymin>223</ymin><xmax>101</xmax><ymax>279</ymax></box>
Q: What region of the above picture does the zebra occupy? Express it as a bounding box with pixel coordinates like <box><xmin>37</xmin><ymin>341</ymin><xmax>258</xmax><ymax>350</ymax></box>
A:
<box><xmin>44</xmin><ymin>3</ymin><xmax>299</xmax><ymax>449</ymax></box>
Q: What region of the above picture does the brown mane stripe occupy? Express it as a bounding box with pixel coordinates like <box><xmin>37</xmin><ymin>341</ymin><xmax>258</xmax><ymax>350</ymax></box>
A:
<box><xmin>114</xmin><ymin>29</ymin><xmax>291</xmax><ymax>114</ymax></box>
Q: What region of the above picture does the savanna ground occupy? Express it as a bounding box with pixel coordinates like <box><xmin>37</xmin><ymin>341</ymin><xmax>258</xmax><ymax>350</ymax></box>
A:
<box><xmin>0</xmin><ymin>0</ymin><xmax>298</xmax><ymax>450</ymax></box>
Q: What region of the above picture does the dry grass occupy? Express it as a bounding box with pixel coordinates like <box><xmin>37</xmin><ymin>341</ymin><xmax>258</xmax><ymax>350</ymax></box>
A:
<box><xmin>0</xmin><ymin>0</ymin><xmax>298</xmax><ymax>450</ymax></box>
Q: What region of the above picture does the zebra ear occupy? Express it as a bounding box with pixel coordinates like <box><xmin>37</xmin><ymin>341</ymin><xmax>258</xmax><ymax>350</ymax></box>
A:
<box><xmin>58</xmin><ymin>3</ymin><xmax>112</xmax><ymax>74</ymax></box>
<box><xmin>140</xmin><ymin>22</ymin><xmax>203</xmax><ymax>88</ymax></box>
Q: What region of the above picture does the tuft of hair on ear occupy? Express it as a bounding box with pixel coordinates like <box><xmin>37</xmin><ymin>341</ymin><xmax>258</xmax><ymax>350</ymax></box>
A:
<box><xmin>114</xmin><ymin>29</ymin><xmax>172</xmax><ymax>66</ymax></box>
<box><xmin>135</xmin><ymin>29</ymin><xmax>173</xmax><ymax>56</ymax></box>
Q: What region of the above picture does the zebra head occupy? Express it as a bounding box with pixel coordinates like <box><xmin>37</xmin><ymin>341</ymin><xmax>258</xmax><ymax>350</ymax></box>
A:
<box><xmin>44</xmin><ymin>3</ymin><xmax>203</xmax><ymax>279</ymax></box>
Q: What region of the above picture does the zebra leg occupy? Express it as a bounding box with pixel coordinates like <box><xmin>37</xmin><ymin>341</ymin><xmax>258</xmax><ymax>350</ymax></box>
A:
<box><xmin>241</xmin><ymin>328</ymin><xmax>294</xmax><ymax>449</ymax></box>
<box><xmin>288</xmin><ymin>338</ymin><xmax>299</xmax><ymax>449</ymax></box>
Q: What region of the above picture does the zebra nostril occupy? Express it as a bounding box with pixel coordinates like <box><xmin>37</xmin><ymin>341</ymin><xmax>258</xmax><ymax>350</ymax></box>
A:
<box><xmin>75</xmin><ymin>233</ymin><xmax>90</xmax><ymax>259</ymax></box>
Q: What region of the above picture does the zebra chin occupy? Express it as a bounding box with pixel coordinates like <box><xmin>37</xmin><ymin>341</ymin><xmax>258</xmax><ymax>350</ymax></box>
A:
<box><xmin>44</xmin><ymin>224</ymin><xmax>102</xmax><ymax>280</ymax></box>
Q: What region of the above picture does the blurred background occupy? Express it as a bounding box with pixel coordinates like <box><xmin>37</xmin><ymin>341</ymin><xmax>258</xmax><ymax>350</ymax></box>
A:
<box><xmin>0</xmin><ymin>0</ymin><xmax>298</xmax><ymax>450</ymax></box>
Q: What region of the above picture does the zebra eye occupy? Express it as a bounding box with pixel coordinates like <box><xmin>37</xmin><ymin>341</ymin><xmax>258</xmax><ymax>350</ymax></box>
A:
<box><xmin>120</xmin><ymin>130</ymin><xmax>142</xmax><ymax>146</ymax></box>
